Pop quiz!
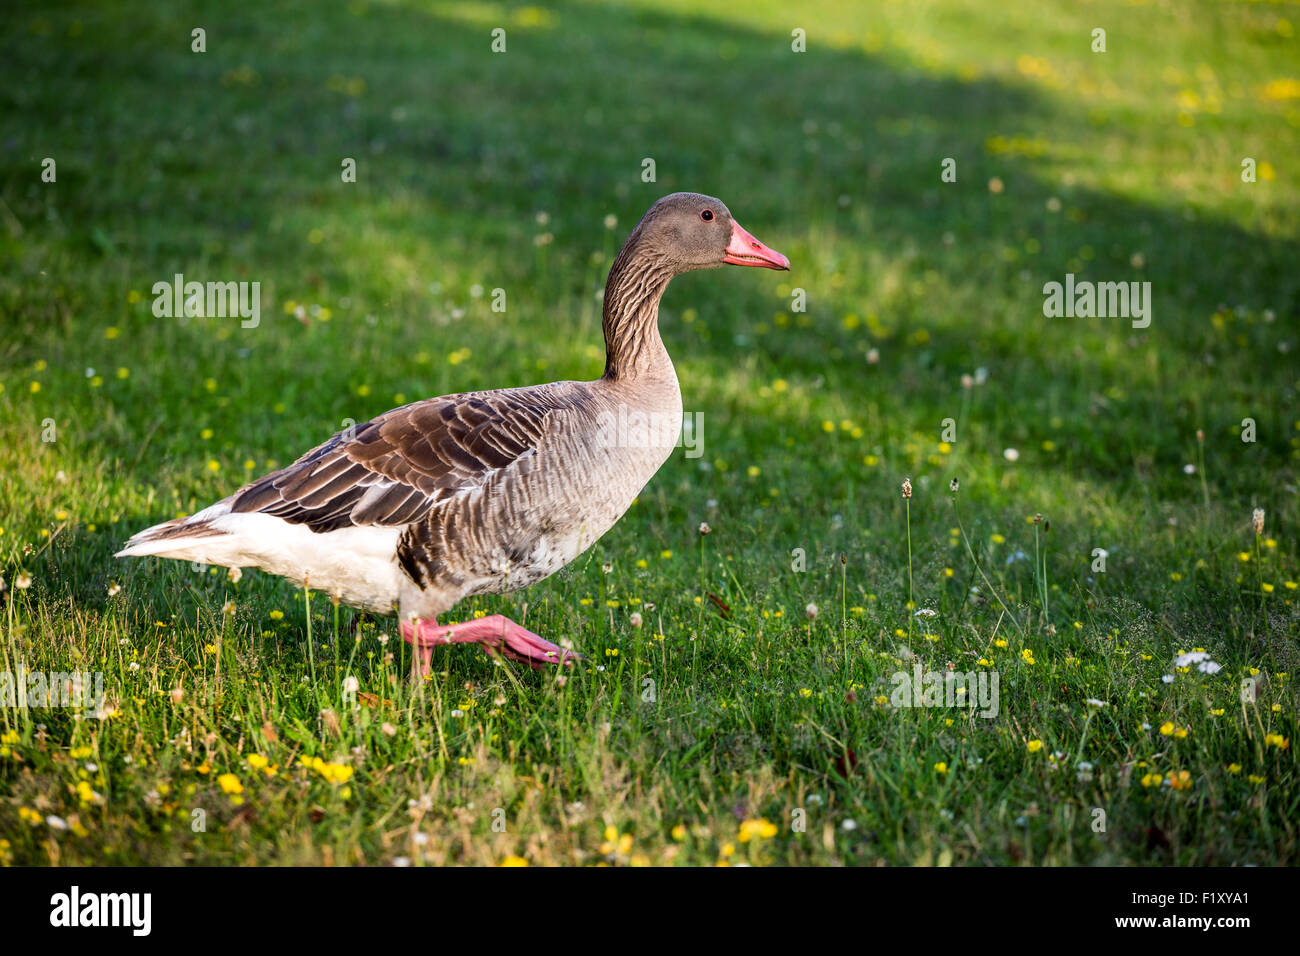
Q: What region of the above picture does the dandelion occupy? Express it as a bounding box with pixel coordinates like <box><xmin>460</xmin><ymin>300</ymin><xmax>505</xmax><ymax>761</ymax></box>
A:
<box><xmin>737</xmin><ymin>819</ymin><xmax>778</xmax><ymax>842</ymax></box>
<box><xmin>15</xmin><ymin>573</ymin><xmax>32</xmax><ymax>590</ymax></box>
<box><xmin>805</xmin><ymin>603</ymin><xmax>819</xmax><ymax>620</ymax></box>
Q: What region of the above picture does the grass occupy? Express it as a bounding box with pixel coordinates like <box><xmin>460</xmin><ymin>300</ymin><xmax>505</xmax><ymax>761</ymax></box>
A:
<box><xmin>0</xmin><ymin>0</ymin><xmax>1297</xmax><ymax>865</ymax></box>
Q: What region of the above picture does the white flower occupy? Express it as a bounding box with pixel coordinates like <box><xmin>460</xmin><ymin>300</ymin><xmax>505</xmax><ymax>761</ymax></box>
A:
<box><xmin>343</xmin><ymin>676</ymin><xmax>359</xmax><ymax>694</ymax></box>
<box><xmin>1085</xmin><ymin>698</ymin><xmax>1107</xmax><ymax>708</ymax></box>
<box><xmin>914</xmin><ymin>608</ymin><xmax>938</xmax><ymax>618</ymax></box>
<box><xmin>1197</xmin><ymin>661</ymin><xmax>1222</xmax><ymax>675</ymax></box>
<box><xmin>451</xmin><ymin>709</ymin><xmax>465</xmax><ymax>718</ymax></box>
<box><xmin>392</xmin><ymin>857</ymin><xmax>411</xmax><ymax>867</ymax></box>
<box><xmin>1003</xmin><ymin>448</ymin><xmax>1020</xmax><ymax>462</ymax></box>
<box><xmin>629</xmin><ymin>612</ymin><xmax>643</xmax><ymax>628</ymax></box>
<box><xmin>227</xmin><ymin>567</ymin><xmax>242</xmax><ymax>583</ymax></box>
<box><xmin>1183</xmin><ymin>464</ymin><xmax>1196</xmax><ymax>475</ymax></box>
<box><xmin>16</xmin><ymin>573</ymin><xmax>32</xmax><ymax>590</ymax></box>
<box><xmin>805</xmin><ymin>602</ymin><xmax>819</xmax><ymax>620</ymax></box>
<box><xmin>46</xmin><ymin>815</ymin><xmax>68</xmax><ymax>831</ymax></box>
<box><xmin>1173</xmin><ymin>651</ymin><xmax>1210</xmax><ymax>668</ymax></box>
<box><xmin>840</xmin><ymin>819</ymin><xmax>858</xmax><ymax>831</ymax></box>
<box><xmin>128</xmin><ymin>662</ymin><xmax>140</xmax><ymax>672</ymax></box>
<box><xmin>1161</xmin><ymin>674</ymin><xmax>1175</xmax><ymax>684</ymax></box>
<box><xmin>107</xmin><ymin>583</ymin><xmax>122</xmax><ymax>597</ymax></box>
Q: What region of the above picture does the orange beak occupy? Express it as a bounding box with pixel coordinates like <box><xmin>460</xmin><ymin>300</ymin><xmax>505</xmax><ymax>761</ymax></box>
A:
<box><xmin>723</xmin><ymin>220</ymin><xmax>790</xmax><ymax>270</ymax></box>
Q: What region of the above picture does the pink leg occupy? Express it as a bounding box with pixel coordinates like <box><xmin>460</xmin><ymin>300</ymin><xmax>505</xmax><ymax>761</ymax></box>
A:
<box><xmin>401</xmin><ymin>614</ymin><xmax>578</xmax><ymax>676</ymax></box>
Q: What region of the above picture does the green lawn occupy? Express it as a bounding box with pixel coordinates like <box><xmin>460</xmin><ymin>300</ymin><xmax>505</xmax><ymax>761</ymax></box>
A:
<box><xmin>0</xmin><ymin>0</ymin><xmax>1297</xmax><ymax>865</ymax></box>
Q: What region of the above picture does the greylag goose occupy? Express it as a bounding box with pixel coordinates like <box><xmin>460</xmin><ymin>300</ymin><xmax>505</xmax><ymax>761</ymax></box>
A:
<box><xmin>116</xmin><ymin>193</ymin><xmax>789</xmax><ymax>674</ymax></box>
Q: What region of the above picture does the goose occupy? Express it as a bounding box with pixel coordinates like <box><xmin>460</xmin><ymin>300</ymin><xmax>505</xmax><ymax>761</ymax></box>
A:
<box><xmin>116</xmin><ymin>193</ymin><xmax>789</xmax><ymax>675</ymax></box>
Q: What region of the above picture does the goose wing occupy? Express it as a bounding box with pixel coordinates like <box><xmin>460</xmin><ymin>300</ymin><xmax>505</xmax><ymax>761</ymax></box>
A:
<box><xmin>228</xmin><ymin>386</ymin><xmax>567</xmax><ymax>534</ymax></box>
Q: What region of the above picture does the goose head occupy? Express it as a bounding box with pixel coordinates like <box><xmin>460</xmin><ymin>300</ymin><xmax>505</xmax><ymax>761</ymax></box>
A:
<box><xmin>630</xmin><ymin>192</ymin><xmax>789</xmax><ymax>274</ymax></box>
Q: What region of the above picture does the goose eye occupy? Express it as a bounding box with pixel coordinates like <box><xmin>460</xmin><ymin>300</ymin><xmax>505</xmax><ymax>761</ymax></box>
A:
<box><xmin>700</xmin><ymin>209</ymin><xmax>714</xmax><ymax>222</ymax></box>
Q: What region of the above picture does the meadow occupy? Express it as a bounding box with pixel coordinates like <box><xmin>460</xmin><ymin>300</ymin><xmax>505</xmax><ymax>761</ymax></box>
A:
<box><xmin>0</xmin><ymin>0</ymin><xmax>1296</xmax><ymax>865</ymax></box>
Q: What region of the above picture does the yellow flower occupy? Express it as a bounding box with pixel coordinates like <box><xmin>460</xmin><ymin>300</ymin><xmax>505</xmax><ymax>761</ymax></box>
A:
<box><xmin>247</xmin><ymin>753</ymin><xmax>269</xmax><ymax>770</ymax></box>
<box><xmin>737</xmin><ymin>818</ymin><xmax>778</xmax><ymax>842</ymax></box>
<box><xmin>1264</xmin><ymin>734</ymin><xmax>1289</xmax><ymax>750</ymax></box>
<box><xmin>500</xmin><ymin>855</ymin><xmax>529</xmax><ymax>867</ymax></box>
<box><xmin>269</xmin><ymin>609</ymin><xmax>284</xmax><ymax>621</ymax></box>
<box><xmin>1026</xmin><ymin>739</ymin><xmax>1043</xmax><ymax>753</ymax></box>
<box><xmin>217</xmin><ymin>773</ymin><xmax>243</xmax><ymax>795</ymax></box>
<box><xmin>671</xmin><ymin>824</ymin><xmax>687</xmax><ymax>841</ymax></box>
<box><xmin>991</xmin><ymin>534</ymin><xmax>1005</xmax><ymax>544</ymax></box>
<box><xmin>799</xmin><ymin>688</ymin><xmax>812</xmax><ymax>698</ymax></box>
<box><xmin>1160</xmin><ymin>722</ymin><xmax>1175</xmax><ymax>736</ymax></box>
<box><xmin>1167</xmin><ymin>770</ymin><xmax>1192</xmax><ymax>792</ymax></box>
<box><xmin>1260</xmin><ymin>78</ymin><xmax>1300</xmax><ymax>101</ymax></box>
<box><xmin>1140</xmin><ymin>772</ymin><xmax>1162</xmax><ymax>788</ymax></box>
<box><xmin>660</xmin><ymin>550</ymin><xmax>672</xmax><ymax>559</ymax></box>
<box><xmin>1227</xmin><ymin>763</ymin><xmax>1242</xmax><ymax>774</ymax></box>
<box><xmin>934</xmin><ymin>761</ymin><xmax>948</xmax><ymax>774</ymax></box>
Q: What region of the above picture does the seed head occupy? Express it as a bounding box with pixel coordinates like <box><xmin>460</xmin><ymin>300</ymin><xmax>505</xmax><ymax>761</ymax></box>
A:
<box><xmin>1252</xmin><ymin>508</ymin><xmax>1265</xmax><ymax>535</ymax></box>
<box><xmin>949</xmin><ymin>478</ymin><xmax>959</xmax><ymax>493</ymax></box>
<box><xmin>901</xmin><ymin>477</ymin><xmax>912</xmax><ymax>500</ymax></box>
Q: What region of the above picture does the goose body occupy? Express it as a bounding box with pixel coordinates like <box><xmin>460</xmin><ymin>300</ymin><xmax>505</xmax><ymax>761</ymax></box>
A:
<box><xmin>117</xmin><ymin>193</ymin><xmax>788</xmax><ymax>669</ymax></box>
